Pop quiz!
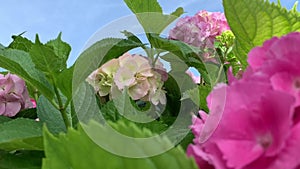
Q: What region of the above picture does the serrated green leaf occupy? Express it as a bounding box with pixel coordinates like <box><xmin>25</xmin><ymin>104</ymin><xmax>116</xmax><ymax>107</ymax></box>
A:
<box><xmin>30</xmin><ymin>35</ymin><xmax>66</xmax><ymax>75</ymax></box>
<box><xmin>0</xmin><ymin>150</ymin><xmax>44</xmax><ymax>169</ymax></box>
<box><xmin>223</xmin><ymin>0</ymin><xmax>300</xmax><ymax>68</ymax></box>
<box><xmin>0</xmin><ymin>49</ymin><xmax>54</xmax><ymax>100</ymax></box>
<box><xmin>0</xmin><ymin>118</ymin><xmax>43</xmax><ymax>151</ymax></box>
<box><xmin>42</xmin><ymin>120</ymin><xmax>198</xmax><ymax>169</ymax></box>
<box><xmin>124</xmin><ymin>0</ymin><xmax>183</xmax><ymax>34</ymax></box>
<box><xmin>45</xmin><ymin>32</ymin><xmax>71</xmax><ymax>67</ymax></box>
<box><xmin>8</xmin><ymin>35</ymin><xmax>34</xmax><ymax>52</ymax></box>
<box><xmin>37</xmin><ymin>96</ymin><xmax>66</xmax><ymax>134</ymax></box>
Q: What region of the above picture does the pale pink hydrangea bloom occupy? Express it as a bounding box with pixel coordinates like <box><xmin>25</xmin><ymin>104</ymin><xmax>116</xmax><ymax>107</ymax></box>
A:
<box><xmin>87</xmin><ymin>53</ymin><xmax>167</xmax><ymax>105</ymax></box>
<box><xmin>169</xmin><ymin>10</ymin><xmax>230</xmax><ymax>62</ymax></box>
<box><xmin>188</xmin><ymin>32</ymin><xmax>300</xmax><ymax>169</ymax></box>
<box><xmin>0</xmin><ymin>73</ymin><xmax>33</xmax><ymax>117</ymax></box>
<box><xmin>86</xmin><ymin>58</ymin><xmax>120</xmax><ymax>97</ymax></box>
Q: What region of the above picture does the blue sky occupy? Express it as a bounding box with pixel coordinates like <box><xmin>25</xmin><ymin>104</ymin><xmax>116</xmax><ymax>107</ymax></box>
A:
<box><xmin>0</xmin><ymin>0</ymin><xmax>298</xmax><ymax>66</ymax></box>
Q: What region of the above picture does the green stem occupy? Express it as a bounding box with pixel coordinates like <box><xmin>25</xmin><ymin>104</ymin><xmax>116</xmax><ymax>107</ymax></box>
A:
<box><xmin>33</xmin><ymin>89</ymin><xmax>39</xmax><ymax>103</ymax></box>
<box><xmin>51</xmin><ymin>77</ymin><xmax>71</xmax><ymax>128</ymax></box>
<box><xmin>214</xmin><ymin>64</ymin><xmax>224</xmax><ymax>86</ymax></box>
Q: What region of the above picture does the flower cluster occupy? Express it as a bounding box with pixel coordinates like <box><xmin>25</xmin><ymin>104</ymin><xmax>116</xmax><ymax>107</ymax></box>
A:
<box><xmin>0</xmin><ymin>73</ymin><xmax>33</xmax><ymax>117</ymax></box>
<box><xmin>87</xmin><ymin>53</ymin><xmax>168</xmax><ymax>105</ymax></box>
<box><xmin>169</xmin><ymin>10</ymin><xmax>230</xmax><ymax>62</ymax></box>
<box><xmin>187</xmin><ymin>32</ymin><xmax>300</xmax><ymax>169</ymax></box>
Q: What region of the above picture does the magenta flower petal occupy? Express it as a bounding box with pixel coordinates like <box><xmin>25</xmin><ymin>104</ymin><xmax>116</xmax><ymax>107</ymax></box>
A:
<box><xmin>269</xmin><ymin>123</ymin><xmax>300</xmax><ymax>169</ymax></box>
<box><xmin>216</xmin><ymin>139</ymin><xmax>263</xmax><ymax>169</ymax></box>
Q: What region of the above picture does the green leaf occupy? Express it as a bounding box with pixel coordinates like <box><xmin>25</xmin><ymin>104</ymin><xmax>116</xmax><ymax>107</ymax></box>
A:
<box><xmin>45</xmin><ymin>32</ymin><xmax>71</xmax><ymax>67</ymax></box>
<box><xmin>42</xmin><ymin>120</ymin><xmax>198</xmax><ymax>169</ymax></box>
<box><xmin>72</xmin><ymin>82</ymin><xmax>103</xmax><ymax>124</ymax></box>
<box><xmin>121</xmin><ymin>30</ymin><xmax>144</xmax><ymax>45</ymax></box>
<box><xmin>149</xmin><ymin>34</ymin><xmax>210</xmax><ymax>84</ymax></box>
<box><xmin>0</xmin><ymin>118</ymin><xmax>43</xmax><ymax>151</ymax></box>
<box><xmin>99</xmin><ymin>100</ymin><xmax>120</xmax><ymax>122</ymax></box>
<box><xmin>0</xmin><ymin>150</ymin><xmax>44</xmax><ymax>169</ymax></box>
<box><xmin>223</xmin><ymin>0</ymin><xmax>300</xmax><ymax>68</ymax></box>
<box><xmin>8</xmin><ymin>34</ymin><xmax>34</xmax><ymax>52</ymax></box>
<box><xmin>30</xmin><ymin>35</ymin><xmax>66</xmax><ymax>75</ymax></box>
<box><xmin>163</xmin><ymin>74</ymin><xmax>182</xmax><ymax>117</ymax></box>
<box><xmin>100</xmin><ymin>101</ymin><xmax>168</xmax><ymax>134</ymax></box>
<box><xmin>124</xmin><ymin>0</ymin><xmax>162</xmax><ymax>13</ymax></box>
<box><xmin>37</xmin><ymin>96</ymin><xmax>66</xmax><ymax>134</ymax></box>
<box><xmin>171</xmin><ymin>7</ymin><xmax>184</xmax><ymax>17</ymax></box>
<box><xmin>0</xmin><ymin>49</ymin><xmax>54</xmax><ymax>100</ymax></box>
<box><xmin>0</xmin><ymin>43</ymin><xmax>4</xmax><ymax>49</ymax></box>
<box><xmin>0</xmin><ymin>116</ymin><xmax>11</xmax><ymax>124</ymax></box>
<box><xmin>124</xmin><ymin>0</ymin><xmax>183</xmax><ymax>34</ymax></box>
<box><xmin>14</xmin><ymin>108</ymin><xmax>37</xmax><ymax>120</ymax></box>
<box><xmin>56</xmin><ymin>65</ymin><xmax>74</xmax><ymax>100</ymax></box>
<box><xmin>182</xmin><ymin>85</ymin><xmax>211</xmax><ymax>113</ymax></box>
<box><xmin>113</xmin><ymin>88</ymin><xmax>156</xmax><ymax>123</ymax></box>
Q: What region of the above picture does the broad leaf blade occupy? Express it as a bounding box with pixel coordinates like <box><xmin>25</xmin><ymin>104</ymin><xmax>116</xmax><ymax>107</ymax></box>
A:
<box><xmin>42</xmin><ymin>120</ymin><xmax>198</xmax><ymax>169</ymax></box>
<box><xmin>223</xmin><ymin>0</ymin><xmax>300</xmax><ymax>67</ymax></box>
<box><xmin>45</xmin><ymin>32</ymin><xmax>71</xmax><ymax>68</ymax></box>
<box><xmin>0</xmin><ymin>116</ymin><xmax>11</xmax><ymax>124</ymax></box>
<box><xmin>37</xmin><ymin>96</ymin><xmax>66</xmax><ymax>134</ymax></box>
<box><xmin>0</xmin><ymin>49</ymin><xmax>54</xmax><ymax>100</ymax></box>
<box><xmin>0</xmin><ymin>150</ymin><xmax>44</xmax><ymax>169</ymax></box>
<box><xmin>30</xmin><ymin>36</ymin><xmax>66</xmax><ymax>75</ymax></box>
<box><xmin>124</xmin><ymin>0</ymin><xmax>183</xmax><ymax>34</ymax></box>
<box><xmin>8</xmin><ymin>35</ymin><xmax>34</xmax><ymax>52</ymax></box>
<box><xmin>124</xmin><ymin>0</ymin><xmax>162</xmax><ymax>13</ymax></box>
<box><xmin>0</xmin><ymin>118</ymin><xmax>43</xmax><ymax>151</ymax></box>
<box><xmin>56</xmin><ymin>66</ymin><xmax>74</xmax><ymax>100</ymax></box>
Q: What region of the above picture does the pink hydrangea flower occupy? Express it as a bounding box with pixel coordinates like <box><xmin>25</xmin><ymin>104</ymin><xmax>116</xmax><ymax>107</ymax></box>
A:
<box><xmin>188</xmin><ymin>32</ymin><xmax>300</xmax><ymax>169</ymax></box>
<box><xmin>169</xmin><ymin>10</ymin><xmax>230</xmax><ymax>62</ymax></box>
<box><xmin>0</xmin><ymin>73</ymin><xmax>33</xmax><ymax>117</ymax></box>
<box><xmin>114</xmin><ymin>53</ymin><xmax>167</xmax><ymax>105</ymax></box>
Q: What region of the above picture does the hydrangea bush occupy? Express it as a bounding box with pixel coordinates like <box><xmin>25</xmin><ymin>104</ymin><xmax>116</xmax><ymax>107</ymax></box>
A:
<box><xmin>0</xmin><ymin>0</ymin><xmax>299</xmax><ymax>169</ymax></box>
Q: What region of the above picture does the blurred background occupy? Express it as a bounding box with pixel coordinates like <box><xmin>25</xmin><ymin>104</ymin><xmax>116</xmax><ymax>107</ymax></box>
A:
<box><xmin>0</xmin><ymin>0</ymin><xmax>298</xmax><ymax>65</ymax></box>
